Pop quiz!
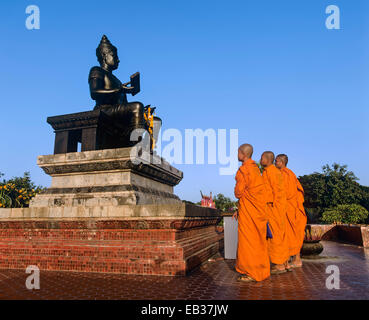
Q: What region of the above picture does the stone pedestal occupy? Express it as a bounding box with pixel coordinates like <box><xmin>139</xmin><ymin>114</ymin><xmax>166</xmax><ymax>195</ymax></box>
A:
<box><xmin>0</xmin><ymin>147</ymin><xmax>224</xmax><ymax>276</ymax></box>
<box><xmin>30</xmin><ymin>147</ymin><xmax>183</xmax><ymax>207</ymax></box>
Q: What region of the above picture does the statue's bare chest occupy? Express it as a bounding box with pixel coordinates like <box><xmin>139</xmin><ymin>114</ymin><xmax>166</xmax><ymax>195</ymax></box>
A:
<box><xmin>104</xmin><ymin>73</ymin><xmax>122</xmax><ymax>90</ymax></box>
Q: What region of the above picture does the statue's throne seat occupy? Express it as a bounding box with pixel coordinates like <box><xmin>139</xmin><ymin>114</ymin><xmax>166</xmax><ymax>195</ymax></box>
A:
<box><xmin>47</xmin><ymin>110</ymin><xmax>134</xmax><ymax>154</ymax></box>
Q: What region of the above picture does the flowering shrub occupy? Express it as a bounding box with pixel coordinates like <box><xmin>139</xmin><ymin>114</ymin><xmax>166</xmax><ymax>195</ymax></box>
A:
<box><xmin>0</xmin><ymin>172</ymin><xmax>43</xmax><ymax>208</ymax></box>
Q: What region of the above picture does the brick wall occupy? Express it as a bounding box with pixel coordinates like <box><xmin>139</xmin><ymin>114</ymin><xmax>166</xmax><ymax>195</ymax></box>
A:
<box><xmin>0</xmin><ymin>218</ymin><xmax>224</xmax><ymax>276</ymax></box>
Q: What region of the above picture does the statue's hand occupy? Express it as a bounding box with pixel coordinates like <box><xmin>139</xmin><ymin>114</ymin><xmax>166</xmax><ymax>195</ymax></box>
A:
<box><xmin>122</xmin><ymin>82</ymin><xmax>134</xmax><ymax>93</ymax></box>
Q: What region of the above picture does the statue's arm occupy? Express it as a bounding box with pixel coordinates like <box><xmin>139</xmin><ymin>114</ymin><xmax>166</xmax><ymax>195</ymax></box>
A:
<box><xmin>88</xmin><ymin>67</ymin><xmax>122</xmax><ymax>100</ymax></box>
<box><xmin>89</xmin><ymin>77</ymin><xmax>122</xmax><ymax>102</ymax></box>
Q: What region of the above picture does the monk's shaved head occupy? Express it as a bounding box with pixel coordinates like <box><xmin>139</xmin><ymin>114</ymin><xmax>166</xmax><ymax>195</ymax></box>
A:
<box><xmin>239</xmin><ymin>144</ymin><xmax>253</xmax><ymax>158</ymax></box>
<box><xmin>262</xmin><ymin>151</ymin><xmax>275</xmax><ymax>163</ymax></box>
<box><xmin>260</xmin><ymin>151</ymin><xmax>275</xmax><ymax>167</ymax></box>
<box><xmin>275</xmin><ymin>154</ymin><xmax>288</xmax><ymax>169</ymax></box>
<box><xmin>276</xmin><ymin>154</ymin><xmax>288</xmax><ymax>165</ymax></box>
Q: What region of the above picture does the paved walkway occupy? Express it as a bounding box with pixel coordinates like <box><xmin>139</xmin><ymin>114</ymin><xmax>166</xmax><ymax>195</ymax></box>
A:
<box><xmin>0</xmin><ymin>241</ymin><xmax>368</xmax><ymax>300</ymax></box>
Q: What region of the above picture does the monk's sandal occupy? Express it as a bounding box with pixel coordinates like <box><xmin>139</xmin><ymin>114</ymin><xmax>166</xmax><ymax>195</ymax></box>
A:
<box><xmin>237</xmin><ymin>275</ymin><xmax>256</xmax><ymax>282</ymax></box>
<box><xmin>270</xmin><ymin>268</ymin><xmax>287</xmax><ymax>275</ymax></box>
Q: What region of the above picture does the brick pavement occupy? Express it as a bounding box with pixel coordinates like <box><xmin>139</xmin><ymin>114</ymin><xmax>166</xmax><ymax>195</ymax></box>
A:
<box><xmin>0</xmin><ymin>241</ymin><xmax>368</xmax><ymax>300</ymax></box>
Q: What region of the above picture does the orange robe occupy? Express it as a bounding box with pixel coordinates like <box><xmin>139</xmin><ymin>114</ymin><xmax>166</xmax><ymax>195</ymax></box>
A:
<box><xmin>262</xmin><ymin>164</ymin><xmax>289</xmax><ymax>265</ymax></box>
<box><xmin>280</xmin><ymin>167</ymin><xmax>307</xmax><ymax>256</ymax></box>
<box><xmin>296</xmin><ymin>178</ymin><xmax>307</xmax><ymax>249</ymax></box>
<box><xmin>234</xmin><ymin>159</ymin><xmax>270</xmax><ymax>281</ymax></box>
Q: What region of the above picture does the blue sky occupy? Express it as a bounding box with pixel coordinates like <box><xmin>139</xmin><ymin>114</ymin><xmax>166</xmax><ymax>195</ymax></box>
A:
<box><xmin>1</xmin><ymin>0</ymin><xmax>369</xmax><ymax>202</ymax></box>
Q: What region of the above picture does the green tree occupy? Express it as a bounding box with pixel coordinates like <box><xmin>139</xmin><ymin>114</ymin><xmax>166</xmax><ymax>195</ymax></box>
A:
<box><xmin>321</xmin><ymin>164</ymin><xmax>363</xmax><ymax>207</ymax></box>
<box><xmin>213</xmin><ymin>193</ymin><xmax>237</xmax><ymax>212</ymax></box>
<box><xmin>322</xmin><ymin>204</ymin><xmax>368</xmax><ymax>224</ymax></box>
<box><xmin>299</xmin><ymin>163</ymin><xmax>369</xmax><ymax>223</ymax></box>
<box><xmin>359</xmin><ymin>185</ymin><xmax>369</xmax><ymax>222</ymax></box>
<box><xmin>5</xmin><ymin>172</ymin><xmax>42</xmax><ymax>192</ymax></box>
<box><xmin>298</xmin><ymin>173</ymin><xmax>326</xmax><ymax>215</ymax></box>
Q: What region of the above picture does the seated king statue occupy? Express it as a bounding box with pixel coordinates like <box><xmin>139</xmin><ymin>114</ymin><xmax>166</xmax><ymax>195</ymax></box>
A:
<box><xmin>88</xmin><ymin>35</ymin><xmax>147</xmax><ymax>147</ymax></box>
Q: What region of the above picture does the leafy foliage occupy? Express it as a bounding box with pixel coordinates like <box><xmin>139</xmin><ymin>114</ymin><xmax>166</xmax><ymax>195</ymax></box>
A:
<box><xmin>0</xmin><ymin>171</ymin><xmax>44</xmax><ymax>208</ymax></box>
<box><xmin>213</xmin><ymin>193</ymin><xmax>237</xmax><ymax>212</ymax></box>
<box><xmin>321</xmin><ymin>204</ymin><xmax>369</xmax><ymax>224</ymax></box>
<box><xmin>299</xmin><ymin>163</ymin><xmax>369</xmax><ymax>223</ymax></box>
<box><xmin>360</xmin><ymin>185</ymin><xmax>369</xmax><ymax>223</ymax></box>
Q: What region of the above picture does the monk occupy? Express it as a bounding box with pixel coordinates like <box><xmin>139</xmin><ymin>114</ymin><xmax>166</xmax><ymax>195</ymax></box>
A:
<box><xmin>260</xmin><ymin>151</ymin><xmax>290</xmax><ymax>274</ymax></box>
<box><xmin>275</xmin><ymin>154</ymin><xmax>307</xmax><ymax>267</ymax></box>
<box><xmin>233</xmin><ymin>144</ymin><xmax>270</xmax><ymax>282</ymax></box>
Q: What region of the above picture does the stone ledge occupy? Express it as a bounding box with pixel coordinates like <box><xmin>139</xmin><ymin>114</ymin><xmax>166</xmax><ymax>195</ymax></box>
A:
<box><xmin>309</xmin><ymin>224</ymin><xmax>369</xmax><ymax>248</ymax></box>
<box><xmin>37</xmin><ymin>147</ymin><xmax>183</xmax><ymax>186</ymax></box>
<box><xmin>0</xmin><ymin>203</ymin><xmax>220</xmax><ymax>220</ymax></box>
<box><xmin>39</xmin><ymin>184</ymin><xmax>179</xmax><ymax>200</ymax></box>
<box><xmin>0</xmin><ymin>217</ymin><xmax>221</xmax><ymax>230</ymax></box>
<box><xmin>47</xmin><ymin>110</ymin><xmax>111</xmax><ymax>131</ymax></box>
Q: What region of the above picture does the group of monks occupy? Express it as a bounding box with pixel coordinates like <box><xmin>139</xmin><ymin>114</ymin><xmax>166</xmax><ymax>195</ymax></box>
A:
<box><xmin>233</xmin><ymin>143</ymin><xmax>307</xmax><ymax>282</ymax></box>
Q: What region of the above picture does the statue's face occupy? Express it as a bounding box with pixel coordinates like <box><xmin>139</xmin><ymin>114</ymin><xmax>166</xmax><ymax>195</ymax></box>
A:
<box><xmin>104</xmin><ymin>49</ymin><xmax>120</xmax><ymax>70</ymax></box>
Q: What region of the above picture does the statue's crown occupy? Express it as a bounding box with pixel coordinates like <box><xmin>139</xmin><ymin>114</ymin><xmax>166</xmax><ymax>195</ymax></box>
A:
<box><xmin>96</xmin><ymin>35</ymin><xmax>117</xmax><ymax>63</ymax></box>
<box><xmin>97</xmin><ymin>35</ymin><xmax>116</xmax><ymax>53</ymax></box>
<box><xmin>99</xmin><ymin>35</ymin><xmax>112</xmax><ymax>47</ymax></box>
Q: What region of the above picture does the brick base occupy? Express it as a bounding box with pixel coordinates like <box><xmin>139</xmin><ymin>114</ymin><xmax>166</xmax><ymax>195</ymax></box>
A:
<box><xmin>0</xmin><ymin>219</ymin><xmax>224</xmax><ymax>276</ymax></box>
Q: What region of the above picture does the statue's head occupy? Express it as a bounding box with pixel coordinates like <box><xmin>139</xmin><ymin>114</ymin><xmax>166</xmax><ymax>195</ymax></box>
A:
<box><xmin>96</xmin><ymin>35</ymin><xmax>120</xmax><ymax>71</ymax></box>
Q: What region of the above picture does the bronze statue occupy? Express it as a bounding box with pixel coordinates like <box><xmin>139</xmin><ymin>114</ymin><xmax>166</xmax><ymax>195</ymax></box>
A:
<box><xmin>47</xmin><ymin>35</ymin><xmax>160</xmax><ymax>154</ymax></box>
<box><xmin>88</xmin><ymin>35</ymin><xmax>147</xmax><ymax>146</ymax></box>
